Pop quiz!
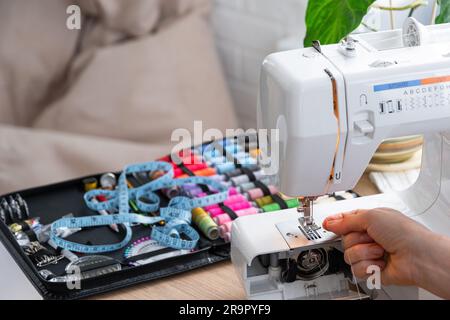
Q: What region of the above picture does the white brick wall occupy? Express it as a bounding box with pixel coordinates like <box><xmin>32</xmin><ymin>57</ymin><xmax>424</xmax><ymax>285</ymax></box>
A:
<box><xmin>211</xmin><ymin>0</ymin><xmax>433</xmax><ymax>129</ymax></box>
<box><xmin>211</xmin><ymin>0</ymin><xmax>307</xmax><ymax>129</ymax></box>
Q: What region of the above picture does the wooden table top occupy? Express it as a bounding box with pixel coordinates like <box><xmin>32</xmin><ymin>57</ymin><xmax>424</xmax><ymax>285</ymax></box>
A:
<box><xmin>96</xmin><ymin>174</ymin><xmax>379</xmax><ymax>300</ymax></box>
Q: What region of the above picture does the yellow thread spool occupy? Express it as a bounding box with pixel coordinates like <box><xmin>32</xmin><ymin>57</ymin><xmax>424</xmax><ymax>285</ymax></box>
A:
<box><xmin>255</xmin><ymin>195</ymin><xmax>273</xmax><ymax>208</ymax></box>
<box><xmin>192</xmin><ymin>208</ymin><xmax>219</xmax><ymax>240</ymax></box>
<box><xmin>250</xmin><ymin>149</ymin><xmax>261</xmax><ymax>158</ymax></box>
<box><xmin>83</xmin><ymin>177</ymin><xmax>98</xmax><ymax>192</ymax></box>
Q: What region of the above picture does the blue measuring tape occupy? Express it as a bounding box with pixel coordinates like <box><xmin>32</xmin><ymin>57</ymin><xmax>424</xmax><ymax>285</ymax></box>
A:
<box><xmin>50</xmin><ymin>161</ymin><xmax>229</xmax><ymax>253</ymax></box>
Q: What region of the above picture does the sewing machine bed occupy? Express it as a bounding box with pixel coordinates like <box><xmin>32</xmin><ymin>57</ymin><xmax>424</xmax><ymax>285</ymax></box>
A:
<box><xmin>0</xmin><ymin>137</ymin><xmax>358</xmax><ymax>300</ymax></box>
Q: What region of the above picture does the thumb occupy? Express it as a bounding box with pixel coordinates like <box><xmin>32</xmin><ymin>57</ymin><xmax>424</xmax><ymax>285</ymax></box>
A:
<box><xmin>323</xmin><ymin>209</ymin><xmax>371</xmax><ymax>236</ymax></box>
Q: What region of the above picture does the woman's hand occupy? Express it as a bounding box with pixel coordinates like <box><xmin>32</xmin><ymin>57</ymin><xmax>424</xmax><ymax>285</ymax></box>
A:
<box><xmin>323</xmin><ymin>208</ymin><xmax>432</xmax><ymax>286</ymax></box>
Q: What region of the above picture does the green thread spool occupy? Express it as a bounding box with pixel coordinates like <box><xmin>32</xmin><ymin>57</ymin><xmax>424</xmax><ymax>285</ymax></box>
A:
<box><xmin>129</xmin><ymin>200</ymin><xmax>140</xmax><ymax>213</ymax></box>
<box><xmin>255</xmin><ymin>195</ymin><xmax>273</xmax><ymax>208</ymax></box>
<box><xmin>192</xmin><ymin>208</ymin><xmax>219</xmax><ymax>240</ymax></box>
<box><xmin>262</xmin><ymin>198</ymin><xmax>299</xmax><ymax>213</ymax></box>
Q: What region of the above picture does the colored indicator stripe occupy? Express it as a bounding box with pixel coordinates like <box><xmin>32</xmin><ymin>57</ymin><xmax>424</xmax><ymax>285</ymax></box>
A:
<box><xmin>374</xmin><ymin>75</ymin><xmax>450</xmax><ymax>92</ymax></box>
<box><xmin>421</xmin><ymin>76</ymin><xmax>450</xmax><ymax>85</ymax></box>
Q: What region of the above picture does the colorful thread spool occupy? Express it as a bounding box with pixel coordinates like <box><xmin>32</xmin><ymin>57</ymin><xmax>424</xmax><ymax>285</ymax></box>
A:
<box><xmin>83</xmin><ymin>177</ymin><xmax>98</xmax><ymax>192</ymax></box>
<box><xmin>198</xmin><ymin>138</ymin><xmax>237</xmax><ymax>150</ymax></box>
<box><xmin>222</xmin><ymin>232</ymin><xmax>231</xmax><ymax>242</ymax></box>
<box><xmin>231</xmin><ymin>171</ymin><xmax>264</xmax><ymax>186</ymax></box>
<box><xmin>208</xmin><ymin>201</ymin><xmax>252</xmax><ymax>217</ymax></box>
<box><xmin>213</xmin><ymin>207</ymin><xmax>259</xmax><ymax>225</ymax></box>
<box><xmin>208</xmin><ymin>152</ymin><xmax>252</xmax><ymax>165</ymax></box>
<box><xmin>226</xmin><ymin>187</ymin><xmax>239</xmax><ymax>196</ymax></box>
<box><xmin>208</xmin><ymin>202</ymin><xmax>252</xmax><ymax>218</ymax></box>
<box><xmin>227</xmin><ymin>201</ymin><xmax>252</xmax><ymax>211</ymax></box>
<box><xmin>202</xmin><ymin>144</ymin><xmax>242</xmax><ymax>159</ymax></box>
<box><xmin>185</xmin><ymin>186</ymin><xmax>217</xmax><ymax>197</ymax></box>
<box><xmin>178</xmin><ymin>167</ymin><xmax>217</xmax><ymax>179</ymax></box>
<box><xmin>204</xmin><ymin>194</ymin><xmax>248</xmax><ymax>210</ymax></box>
<box><xmin>191</xmin><ymin>208</ymin><xmax>219</xmax><ymax>240</ymax></box>
<box><xmin>242</xmin><ymin>142</ymin><xmax>259</xmax><ymax>151</ymax></box>
<box><xmin>149</xmin><ymin>170</ymin><xmax>165</xmax><ymax>180</ymax></box>
<box><xmin>246</xmin><ymin>185</ymin><xmax>278</xmax><ymax>201</ymax></box>
<box><xmin>262</xmin><ymin>198</ymin><xmax>299</xmax><ymax>212</ymax></box>
<box><xmin>223</xmin><ymin>194</ymin><xmax>247</xmax><ymax>205</ymax></box>
<box><xmin>255</xmin><ymin>195</ymin><xmax>274</xmax><ymax>208</ymax></box>
<box><xmin>173</xmin><ymin>163</ymin><xmax>208</xmax><ymax>177</ymax></box>
<box><xmin>249</xmin><ymin>149</ymin><xmax>261</xmax><ymax>158</ymax></box>
<box><xmin>100</xmin><ymin>173</ymin><xmax>117</xmax><ymax>190</ymax></box>
<box><xmin>161</xmin><ymin>153</ymin><xmax>201</xmax><ymax>166</ymax></box>
<box><xmin>237</xmin><ymin>178</ymin><xmax>273</xmax><ymax>193</ymax></box>
<box><xmin>208</xmin><ymin>174</ymin><xmax>227</xmax><ymax>182</ymax></box>
<box><xmin>162</xmin><ymin>186</ymin><xmax>180</xmax><ymax>199</ymax></box>
<box><xmin>183</xmin><ymin>183</ymin><xmax>236</xmax><ymax>198</ymax></box>
<box><xmin>216</xmin><ymin>162</ymin><xmax>236</xmax><ymax>174</ymax></box>
<box><xmin>219</xmin><ymin>222</ymin><xmax>233</xmax><ymax>238</ymax></box>
<box><xmin>204</xmin><ymin>194</ymin><xmax>247</xmax><ymax>211</ymax></box>
<box><xmin>224</xmin><ymin>165</ymin><xmax>260</xmax><ymax>179</ymax></box>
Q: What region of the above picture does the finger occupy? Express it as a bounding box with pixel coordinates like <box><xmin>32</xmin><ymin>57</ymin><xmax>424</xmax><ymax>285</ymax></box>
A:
<box><xmin>323</xmin><ymin>209</ymin><xmax>371</xmax><ymax>235</ymax></box>
<box><xmin>344</xmin><ymin>243</ymin><xmax>385</xmax><ymax>265</ymax></box>
<box><xmin>342</xmin><ymin>232</ymin><xmax>374</xmax><ymax>250</ymax></box>
<box><xmin>350</xmin><ymin>259</ymin><xmax>386</xmax><ymax>280</ymax></box>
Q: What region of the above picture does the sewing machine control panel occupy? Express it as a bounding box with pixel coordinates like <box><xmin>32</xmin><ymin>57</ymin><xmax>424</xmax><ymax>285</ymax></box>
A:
<box><xmin>349</xmin><ymin>73</ymin><xmax>450</xmax><ymax>143</ymax></box>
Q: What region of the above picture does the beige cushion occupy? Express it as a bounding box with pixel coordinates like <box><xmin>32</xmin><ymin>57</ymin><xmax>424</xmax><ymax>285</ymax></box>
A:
<box><xmin>161</xmin><ymin>0</ymin><xmax>210</xmax><ymax>21</ymax></box>
<box><xmin>0</xmin><ymin>0</ymin><xmax>80</xmax><ymax>126</ymax></box>
<box><xmin>77</xmin><ymin>0</ymin><xmax>161</xmax><ymax>36</ymax></box>
<box><xmin>33</xmin><ymin>13</ymin><xmax>237</xmax><ymax>144</ymax></box>
<box><xmin>75</xmin><ymin>0</ymin><xmax>161</xmax><ymax>49</ymax></box>
<box><xmin>0</xmin><ymin>125</ymin><xmax>171</xmax><ymax>195</ymax></box>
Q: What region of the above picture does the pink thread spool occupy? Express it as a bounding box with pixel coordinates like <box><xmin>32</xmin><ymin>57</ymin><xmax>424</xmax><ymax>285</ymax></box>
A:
<box><xmin>214</xmin><ymin>207</ymin><xmax>259</xmax><ymax>225</ymax></box>
<box><xmin>246</xmin><ymin>185</ymin><xmax>278</xmax><ymax>201</ymax></box>
<box><xmin>204</xmin><ymin>194</ymin><xmax>246</xmax><ymax>211</ymax></box>
<box><xmin>229</xmin><ymin>201</ymin><xmax>251</xmax><ymax>211</ymax></box>
<box><xmin>207</xmin><ymin>201</ymin><xmax>251</xmax><ymax>217</ymax></box>
<box><xmin>208</xmin><ymin>207</ymin><xmax>226</xmax><ymax>217</ymax></box>
<box><xmin>222</xmin><ymin>232</ymin><xmax>231</xmax><ymax>242</ymax></box>
<box><xmin>224</xmin><ymin>194</ymin><xmax>247</xmax><ymax>205</ymax></box>
<box><xmin>203</xmin><ymin>203</ymin><xmax>219</xmax><ymax>211</ymax></box>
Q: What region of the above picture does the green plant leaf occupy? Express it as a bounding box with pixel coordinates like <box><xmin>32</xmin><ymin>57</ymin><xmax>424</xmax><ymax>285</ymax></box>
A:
<box><xmin>304</xmin><ymin>0</ymin><xmax>376</xmax><ymax>47</ymax></box>
<box><xmin>436</xmin><ymin>0</ymin><xmax>450</xmax><ymax>23</ymax></box>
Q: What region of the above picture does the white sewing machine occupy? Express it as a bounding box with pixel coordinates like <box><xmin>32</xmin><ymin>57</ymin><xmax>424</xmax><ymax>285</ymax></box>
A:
<box><xmin>231</xmin><ymin>18</ymin><xmax>450</xmax><ymax>300</ymax></box>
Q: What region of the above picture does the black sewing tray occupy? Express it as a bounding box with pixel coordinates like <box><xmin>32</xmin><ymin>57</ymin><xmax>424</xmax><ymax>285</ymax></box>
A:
<box><xmin>0</xmin><ymin>139</ymin><xmax>245</xmax><ymax>300</ymax></box>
